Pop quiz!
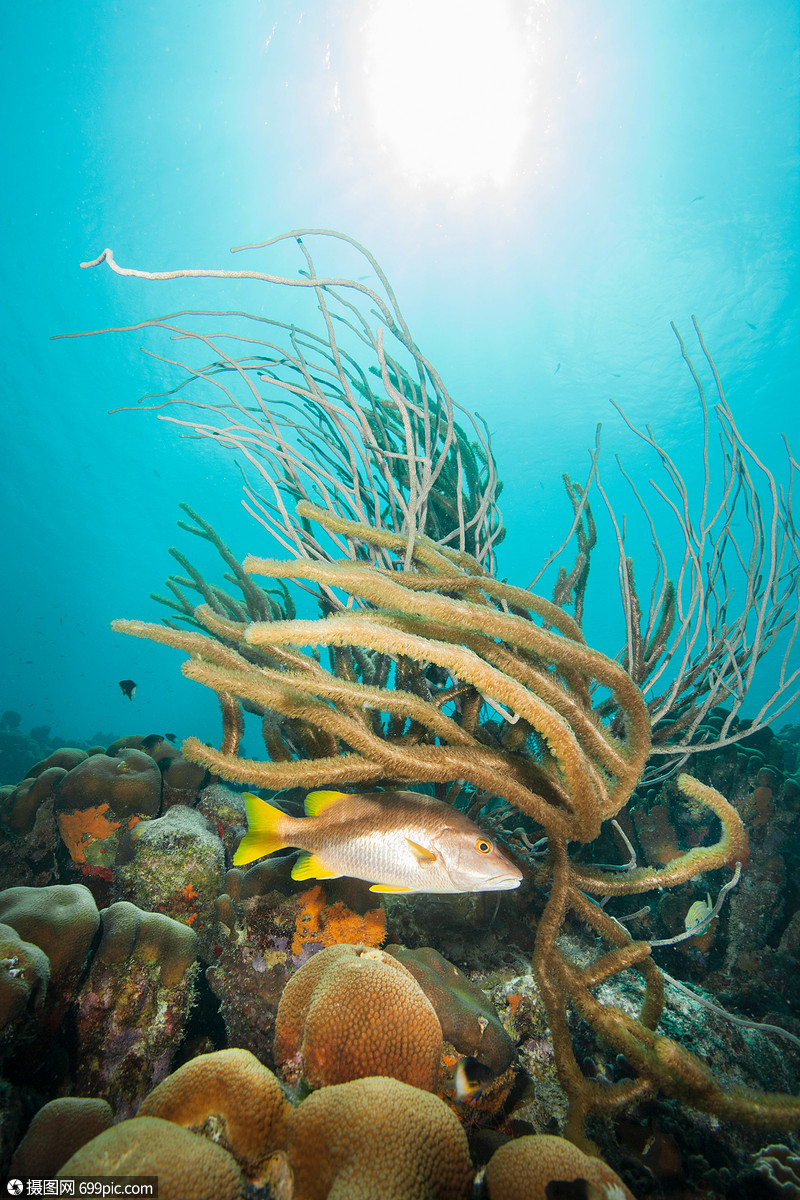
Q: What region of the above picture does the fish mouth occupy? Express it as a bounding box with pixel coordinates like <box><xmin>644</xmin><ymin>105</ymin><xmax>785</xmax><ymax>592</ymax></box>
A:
<box><xmin>484</xmin><ymin>873</ymin><xmax>523</xmax><ymax>890</ymax></box>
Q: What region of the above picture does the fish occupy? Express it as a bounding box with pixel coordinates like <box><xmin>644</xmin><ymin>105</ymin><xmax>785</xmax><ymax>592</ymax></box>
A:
<box><xmin>118</xmin><ymin>679</ymin><xmax>137</xmax><ymax>700</ymax></box>
<box><xmin>233</xmin><ymin>788</ymin><xmax>523</xmax><ymax>894</ymax></box>
<box><xmin>684</xmin><ymin>893</ymin><xmax>713</xmax><ymax>932</ymax></box>
<box><xmin>453</xmin><ymin>1055</ymin><xmax>495</xmax><ymax>1102</ymax></box>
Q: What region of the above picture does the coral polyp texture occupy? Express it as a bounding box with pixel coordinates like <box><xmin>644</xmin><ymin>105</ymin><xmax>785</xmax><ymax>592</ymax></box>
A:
<box><xmin>57</xmin><ymin>1115</ymin><xmax>246</xmax><ymax>1200</ymax></box>
<box><xmin>484</xmin><ymin>1134</ymin><xmax>635</xmax><ymax>1200</ymax></box>
<box><xmin>287</xmin><ymin>1075</ymin><xmax>474</xmax><ymax>1200</ymax></box>
<box><xmin>9</xmin><ymin>1096</ymin><xmax>113</xmax><ymax>1179</ymax></box>
<box><xmin>138</xmin><ymin>1048</ymin><xmax>291</xmax><ymax>1184</ymax></box>
<box><xmin>274</xmin><ymin>943</ymin><xmax>443</xmax><ymax>1091</ymax></box>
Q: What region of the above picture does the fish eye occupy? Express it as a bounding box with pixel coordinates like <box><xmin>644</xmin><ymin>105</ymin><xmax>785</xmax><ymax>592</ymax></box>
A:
<box><xmin>475</xmin><ymin>837</ymin><xmax>493</xmax><ymax>854</ymax></box>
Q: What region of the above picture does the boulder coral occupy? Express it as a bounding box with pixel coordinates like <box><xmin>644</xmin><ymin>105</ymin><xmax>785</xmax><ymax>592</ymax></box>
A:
<box><xmin>0</xmin><ymin>921</ymin><xmax>49</xmax><ymax>1049</ymax></box>
<box><xmin>274</xmin><ymin>943</ymin><xmax>442</xmax><ymax>1091</ymax></box>
<box><xmin>0</xmin><ymin>767</ymin><xmax>65</xmax><ymax>887</ymax></box>
<box><xmin>138</xmin><ymin>1048</ymin><xmax>291</xmax><ymax>1184</ymax></box>
<box><xmin>9</xmin><ymin>1096</ymin><xmax>113</xmax><ymax>1178</ymax></box>
<box><xmin>74</xmin><ymin>900</ymin><xmax>199</xmax><ymax>1116</ymax></box>
<box><xmin>55</xmin><ymin>749</ymin><xmax>162</xmax><ymax>871</ymax></box>
<box><xmin>287</xmin><ymin>1076</ymin><xmax>473</xmax><ymax>1200</ymax></box>
<box><xmin>162</xmin><ymin>754</ymin><xmax>208</xmax><ymax>810</ymax></box>
<box><xmin>483</xmin><ymin>1134</ymin><xmax>636</xmax><ymax>1200</ymax></box>
<box><xmin>57</xmin><ymin>1115</ymin><xmax>246</xmax><ymax>1200</ymax></box>
<box><xmin>0</xmin><ymin>883</ymin><xmax>100</xmax><ymax>1022</ymax></box>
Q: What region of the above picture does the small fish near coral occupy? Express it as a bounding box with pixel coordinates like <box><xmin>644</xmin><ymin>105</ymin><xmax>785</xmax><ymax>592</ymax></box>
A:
<box><xmin>453</xmin><ymin>1055</ymin><xmax>495</xmax><ymax>1103</ymax></box>
<box><xmin>118</xmin><ymin>679</ymin><xmax>137</xmax><ymax>700</ymax></box>
<box><xmin>233</xmin><ymin>788</ymin><xmax>523</xmax><ymax>894</ymax></box>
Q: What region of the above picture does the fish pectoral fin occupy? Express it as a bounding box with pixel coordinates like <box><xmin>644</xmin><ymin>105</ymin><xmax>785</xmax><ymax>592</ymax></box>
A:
<box><xmin>405</xmin><ymin>838</ymin><xmax>437</xmax><ymax>867</ymax></box>
<box><xmin>369</xmin><ymin>883</ymin><xmax>415</xmax><ymax>893</ymax></box>
<box><xmin>291</xmin><ymin>852</ymin><xmax>339</xmax><ymax>882</ymax></box>
<box><xmin>304</xmin><ymin>789</ymin><xmax>349</xmax><ymax>817</ymax></box>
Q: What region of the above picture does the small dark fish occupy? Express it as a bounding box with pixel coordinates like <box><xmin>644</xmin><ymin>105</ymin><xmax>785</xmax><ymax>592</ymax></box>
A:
<box><xmin>165</xmin><ymin>733</ymin><xmax>177</xmax><ymax>743</ymax></box>
<box><xmin>554</xmin><ymin>362</ymin><xmax>561</xmax><ymax>374</ymax></box>
<box><xmin>141</xmin><ymin>733</ymin><xmax>165</xmax><ymax>752</ymax></box>
<box><xmin>745</xmin><ymin>321</ymin><xmax>757</xmax><ymax>330</ymax></box>
<box><xmin>454</xmin><ymin>1055</ymin><xmax>495</xmax><ymax>1102</ymax></box>
<box><xmin>689</xmin><ymin>195</ymin><xmax>705</xmax><ymax>204</ymax></box>
<box><xmin>118</xmin><ymin>679</ymin><xmax>137</xmax><ymax>700</ymax></box>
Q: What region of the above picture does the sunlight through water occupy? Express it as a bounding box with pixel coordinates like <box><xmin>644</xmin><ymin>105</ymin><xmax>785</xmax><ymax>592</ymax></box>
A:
<box><xmin>361</xmin><ymin>0</ymin><xmax>535</xmax><ymax>192</ymax></box>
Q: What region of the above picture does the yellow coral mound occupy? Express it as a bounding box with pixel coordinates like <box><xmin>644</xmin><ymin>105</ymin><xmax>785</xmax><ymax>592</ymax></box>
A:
<box><xmin>10</xmin><ymin>1097</ymin><xmax>113</xmax><ymax>1178</ymax></box>
<box><xmin>139</xmin><ymin>1048</ymin><xmax>291</xmax><ymax>1182</ymax></box>
<box><xmin>288</xmin><ymin>1076</ymin><xmax>473</xmax><ymax>1200</ymax></box>
<box><xmin>484</xmin><ymin>1134</ymin><xmax>635</xmax><ymax>1200</ymax></box>
<box><xmin>275</xmin><ymin>943</ymin><xmax>442</xmax><ymax>1091</ymax></box>
<box><xmin>57</xmin><ymin>1115</ymin><xmax>245</xmax><ymax>1200</ymax></box>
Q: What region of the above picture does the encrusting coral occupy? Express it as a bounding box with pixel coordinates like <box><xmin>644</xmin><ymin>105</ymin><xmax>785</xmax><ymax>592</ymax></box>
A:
<box><xmin>73</xmin><ymin>900</ymin><xmax>199</xmax><ymax>1115</ymax></box>
<box><xmin>287</xmin><ymin>1075</ymin><xmax>473</xmax><ymax>1200</ymax></box>
<box><xmin>274</xmin><ymin>943</ymin><xmax>443</xmax><ymax>1091</ymax></box>
<box><xmin>138</xmin><ymin>1048</ymin><xmax>291</xmax><ymax>1184</ymax></box>
<box><xmin>113</xmin><ymin>804</ymin><xmax>225</xmax><ymax>954</ymax></box>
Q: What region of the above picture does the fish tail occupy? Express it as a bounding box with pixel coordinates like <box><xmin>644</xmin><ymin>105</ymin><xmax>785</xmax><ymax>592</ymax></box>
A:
<box><xmin>233</xmin><ymin>792</ymin><xmax>288</xmax><ymax>865</ymax></box>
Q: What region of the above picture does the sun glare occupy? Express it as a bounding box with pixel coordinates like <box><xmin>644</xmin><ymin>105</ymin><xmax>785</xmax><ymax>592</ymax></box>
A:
<box><xmin>362</xmin><ymin>0</ymin><xmax>534</xmax><ymax>193</ymax></box>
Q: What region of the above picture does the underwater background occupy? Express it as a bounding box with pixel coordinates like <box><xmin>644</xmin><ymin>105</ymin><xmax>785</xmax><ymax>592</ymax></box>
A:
<box><xmin>2</xmin><ymin>0</ymin><xmax>798</xmax><ymax>754</ymax></box>
<box><xmin>2</xmin><ymin>5</ymin><xmax>800</xmax><ymax>1195</ymax></box>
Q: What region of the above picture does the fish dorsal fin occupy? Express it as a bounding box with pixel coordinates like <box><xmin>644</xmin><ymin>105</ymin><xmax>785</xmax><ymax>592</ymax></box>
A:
<box><xmin>291</xmin><ymin>852</ymin><xmax>339</xmax><ymax>881</ymax></box>
<box><xmin>304</xmin><ymin>789</ymin><xmax>349</xmax><ymax>817</ymax></box>
<box><xmin>370</xmin><ymin>883</ymin><xmax>415</xmax><ymax>893</ymax></box>
<box><xmin>406</xmin><ymin>838</ymin><xmax>437</xmax><ymax>867</ymax></box>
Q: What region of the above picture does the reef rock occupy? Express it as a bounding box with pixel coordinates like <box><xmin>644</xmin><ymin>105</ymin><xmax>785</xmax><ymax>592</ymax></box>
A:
<box><xmin>73</xmin><ymin>901</ymin><xmax>199</xmax><ymax>1117</ymax></box>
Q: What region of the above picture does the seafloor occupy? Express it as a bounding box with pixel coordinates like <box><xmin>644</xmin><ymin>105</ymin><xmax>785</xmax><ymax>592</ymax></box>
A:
<box><xmin>1</xmin><ymin>714</ymin><xmax>799</xmax><ymax>1197</ymax></box>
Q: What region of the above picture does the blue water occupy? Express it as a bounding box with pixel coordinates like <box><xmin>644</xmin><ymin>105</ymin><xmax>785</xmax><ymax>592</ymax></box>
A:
<box><xmin>2</xmin><ymin>1</ymin><xmax>798</xmax><ymax>753</ymax></box>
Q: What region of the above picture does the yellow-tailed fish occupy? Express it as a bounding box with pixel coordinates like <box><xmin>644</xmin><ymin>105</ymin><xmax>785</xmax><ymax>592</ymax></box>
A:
<box><xmin>233</xmin><ymin>788</ymin><xmax>523</xmax><ymax>894</ymax></box>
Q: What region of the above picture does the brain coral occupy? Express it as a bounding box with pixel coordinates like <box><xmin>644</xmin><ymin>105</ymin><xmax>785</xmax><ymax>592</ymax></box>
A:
<box><xmin>484</xmin><ymin>1135</ymin><xmax>635</xmax><ymax>1200</ymax></box>
<box><xmin>57</xmin><ymin>1115</ymin><xmax>245</xmax><ymax>1200</ymax></box>
<box><xmin>139</xmin><ymin>1048</ymin><xmax>291</xmax><ymax>1183</ymax></box>
<box><xmin>288</xmin><ymin>1076</ymin><xmax>473</xmax><ymax>1200</ymax></box>
<box><xmin>274</xmin><ymin>943</ymin><xmax>442</xmax><ymax>1091</ymax></box>
<box><xmin>10</xmin><ymin>1097</ymin><xmax>113</xmax><ymax>1178</ymax></box>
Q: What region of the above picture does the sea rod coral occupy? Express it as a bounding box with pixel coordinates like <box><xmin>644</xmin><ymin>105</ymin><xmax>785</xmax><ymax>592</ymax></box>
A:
<box><xmin>73</xmin><ymin>231</ymin><xmax>800</xmax><ymax>1145</ymax></box>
